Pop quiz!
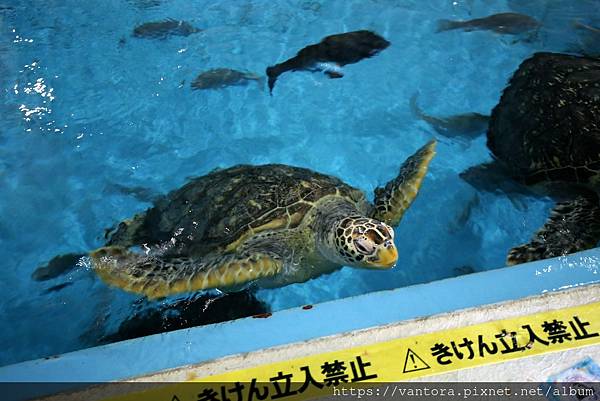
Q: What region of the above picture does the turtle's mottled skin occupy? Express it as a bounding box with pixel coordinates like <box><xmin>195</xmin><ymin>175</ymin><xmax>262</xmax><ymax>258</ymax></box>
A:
<box><xmin>106</xmin><ymin>164</ymin><xmax>370</xmax><ymax>265</ymax></box>
<box><xmin>43</xmin><ymin>140</ymin><xmax>435</xmax><ymax>299</ymax></box>
<box><xmin>35</xmin><ymin>141</ymin><xmax>435</xmax><ymax>299</ymax></box>
<box><xmin>462</xmin><ymin>52</ymin><xmax>600</xmax><ymax>265</ymax></box>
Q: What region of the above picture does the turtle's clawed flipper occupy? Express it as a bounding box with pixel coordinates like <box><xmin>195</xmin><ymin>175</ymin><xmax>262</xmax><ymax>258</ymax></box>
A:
<box><xmin>32</xmin><ymin>253</ymin><xmax>86</xmax><ymax>281</ymax></box>
<box><xmin>507</xmin><ymin>194</ymin><xmax>600</xmax><ymax>265</ymax></box>
<box><xmin>91</xmin><ymin>246</ymin><xmax>284</xmax><ymax>299</ymax></box>
<box><xmin>371</xmin><ymin>140</ymin><xmax>436</xmax><ymax>226</ymax></box>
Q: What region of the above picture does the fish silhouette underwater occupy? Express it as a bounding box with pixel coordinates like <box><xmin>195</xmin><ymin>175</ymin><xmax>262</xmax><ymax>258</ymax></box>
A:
<box><xmin>191</xmin><ymin>68</ymin><xmax>263</xmax><ymax>90</ymax></box>
<box><xmin>266</xmin><ymin>30</ymin><xmax>390</xmax><ymax>94</ymax></box>
<box><xmin>409</xmin><ymin>93</ymin><xmax>490</xmax><ymax>142</ymax></box>
<box><xmin>436</xmin><ymin>12</ymin><xmax>539</xmax><ymax>35</ymax></box>
<box><xmin>132</xmin><ymin>19</ymin><xmax>201</xmax><ymax>39</ymax></box>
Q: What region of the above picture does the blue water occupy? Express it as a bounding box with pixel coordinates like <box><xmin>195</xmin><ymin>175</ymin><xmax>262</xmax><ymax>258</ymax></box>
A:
<box><xmin>0</xmin><ymin>0</ymin><xmax>598</xmax><ymax>366</ymax></box>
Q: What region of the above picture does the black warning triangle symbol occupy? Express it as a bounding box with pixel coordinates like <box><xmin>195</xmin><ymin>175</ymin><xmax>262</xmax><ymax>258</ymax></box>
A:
<box><xmin>402</xmin><ymin>348</ymin><xmax>431</xmax><ymax>373</ymax></box>
<box><xmin>172</xmin><ymin>396</ymin><xmax>181</xmax><ymax>401</ymax></box>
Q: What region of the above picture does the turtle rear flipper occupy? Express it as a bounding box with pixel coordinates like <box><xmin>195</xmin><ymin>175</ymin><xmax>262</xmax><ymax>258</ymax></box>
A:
<box><xmin>507</xmin><ymin>194</ymin><xmax>600</xmax><ymax>265</ymax></box>
<box><xmin>371</xmin><ymin>140</ymin><xmax>436</xmax><ymax>226</ymax></box>
<box><xmin>32</xmin><ymin>253</ymin><xmax>86</xmax><ymax>281</ymax></box>
<box><xmin>91</xmin><ymin>246</ymin><xmax>283</xmax><ymax>300</ymax></box>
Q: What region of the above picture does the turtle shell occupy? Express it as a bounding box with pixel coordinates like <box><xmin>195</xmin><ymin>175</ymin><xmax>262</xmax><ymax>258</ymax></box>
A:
<box><xmin>487</xmin><ymin>52</ymin><xmax>600</xmax><ymax>185</ymax></box>
<box><xmin>107</xmin><ymin>164</ymin><xmax>365</xmax><ymax>257</ymax></box>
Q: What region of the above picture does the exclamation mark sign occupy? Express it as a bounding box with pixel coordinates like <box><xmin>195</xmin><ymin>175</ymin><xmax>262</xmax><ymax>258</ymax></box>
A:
<box><xmin>403</xmin><ymin>348</ymin><xmax>431</xmax><ymax>373</ymax></box>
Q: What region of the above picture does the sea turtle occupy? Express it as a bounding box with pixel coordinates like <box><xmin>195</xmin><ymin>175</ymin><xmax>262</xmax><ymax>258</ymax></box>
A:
<box><xmin>266</xmin><ymin>30</ymin><xmax>390</xmax><ymax>94</ymax></box>
<box><xmin>34</xmin><ymin>140</ymin><xmax>436</xmax><ymax>299</ymax></box>
<box><xmin>461</xmin><ymin>52</ymin><xmax>600</xmax><ymax>265</ymax></box>
<box><xmin>191</xmin><ymin>68</ymin><xmax>263</xmax><ymax>90</ymax></box>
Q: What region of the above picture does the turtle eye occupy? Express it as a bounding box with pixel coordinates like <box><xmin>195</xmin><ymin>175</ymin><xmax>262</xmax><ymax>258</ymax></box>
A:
<box><xmin>353</xmin><ymin>237</ymin><xmax>376</xmax><ymax>255</ymax></box>
<box><xmin>378</xmin><ymin>223</ymin><xmax>394</xmax><ymax>239</ymax></box>
<box><xmin>365</xmin><ymin>229</ymin><xmax>384</xmax><ymax>245</ymax></box>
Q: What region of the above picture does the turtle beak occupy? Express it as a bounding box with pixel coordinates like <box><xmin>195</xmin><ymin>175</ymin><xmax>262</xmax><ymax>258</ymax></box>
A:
<box><xmin>373</xmin><ymin>244</ymin><xmax>398</xmax><ymax>268</ymax></box>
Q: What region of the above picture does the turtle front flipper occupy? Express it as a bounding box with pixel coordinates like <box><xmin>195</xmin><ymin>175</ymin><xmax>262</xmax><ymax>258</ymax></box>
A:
<box><xmin>91</xmin><ymin>246</ymin><xmax>283</xmax><ymax>300</ymax></box>
<box><xmin>507</xmin><ymin>194</ymin><xmax>600</xmax><ymax>265</ymax></box>
<box><xmin>371</xmin><ymin>140</ymin><xmax>437</xmax><ymax>226</ymax></box>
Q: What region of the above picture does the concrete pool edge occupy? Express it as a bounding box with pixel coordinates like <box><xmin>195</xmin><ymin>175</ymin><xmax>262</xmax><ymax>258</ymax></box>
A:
<box><xmin>134</xmin><ymin>282</ymin><xmax>600</xmax><ymax>382</ymax></box>
<box><xmin>0</xmin><ymin>248</ymin><xmax>599</xmax><ymax>384</ymax></box>
<box><xmin>19</xmin><ymin>284</ymin><xmax>600</xmax><ymax>401</ymax></box>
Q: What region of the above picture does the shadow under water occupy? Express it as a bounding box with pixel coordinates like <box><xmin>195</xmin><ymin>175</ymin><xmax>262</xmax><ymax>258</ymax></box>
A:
<box><xmin>98</xmin><ymin>290</ymin><xmax>269</xmax><ymax>344</ymax></box>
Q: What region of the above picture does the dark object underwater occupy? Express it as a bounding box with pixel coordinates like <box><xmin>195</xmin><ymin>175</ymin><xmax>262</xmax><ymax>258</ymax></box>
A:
<box><xmin>266</xmin><ymin>30</ymin><xmax>390</xmax><ymax>94</ymax></box>
<box><xmin>436</xmin><ymin>12</ymin><xmax>539</xmax><ymax>35</ymax></box>
<box><xmin>191</xmin><ymin>68</ymin><xmax>263</xmax><ymax>90</ymax></box>
<box><xmin>99</xmin><ymin>290</ymin><xmax>269</xmax><ymax>343</ymax></box>
<box><xmin>409</xmin><ymin>93</ymin><xmax>490</xmax><ymax>140</ymax></box>
<box><xmin>573</xmin><ymin>20</ymin><xmax>600</xmax><ymax>35</ymax></box>
<box><xmin>32</xmin><ymin>253</ymin><xmax>84</xmax><ymax>281</ymax></box>
<box><xmin>461</xmin><ymin>52</ymin><xmax>600</xmax><ymax>265</ymax></box>
<box><xmin>132</xmin><ymin>19</ymin><xmax>201</xmax><ymax>39</ymax></box>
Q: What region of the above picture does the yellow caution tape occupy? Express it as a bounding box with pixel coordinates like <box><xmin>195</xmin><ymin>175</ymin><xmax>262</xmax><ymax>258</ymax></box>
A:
<box><xmin>103</xmin><ymin>301</ymin><xmax>600</xmax><ymax>401</ymax></box>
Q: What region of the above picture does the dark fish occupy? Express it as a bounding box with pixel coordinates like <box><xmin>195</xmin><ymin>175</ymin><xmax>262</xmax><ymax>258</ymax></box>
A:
<box><xmin>436</xmin><ymin>12</ymin><xmax>539</xmax><ymax>35</ymax></box>
<box><xmin>132</xmin><ymin>19</ymin><xmax>201</xmax><ymax>39</ymax></box>
<box><xmin>409</xmin><ymin>93</ymin><xmax>490</xmax><ymax>140</ymax></box>
<box><xmin>191</xmin><ymin>68</ymin><xmax>263</xmax><ymax>90</ymax></box>
<box><xmin>266</xmin><ymin>30</ymin><xmax>390</xmax><ymax>94</ymax></box>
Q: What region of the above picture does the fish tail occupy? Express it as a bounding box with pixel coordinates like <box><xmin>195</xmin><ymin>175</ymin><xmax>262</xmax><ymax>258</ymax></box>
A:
<box><xmin>266</xmin><ymin>66</ymin><xmax>279</xmax><ymax>95</ymax></box>
<box><xmin>266</xmin><ymin>55</ymin><xmax>306</xmax><ymax>95</ymax></box>
<box><xmin>266</xmin><ymin>64</ymin><xmax>290</xmax><ymax>95</ymax></box>
<box><xmin>252</xmin><ymin>75</ymin><xmax>266</xmax><ymax>92</ymax></box>
<box><xmin>256</xmin><ymin>76</ymin><xmax>265</xmax><ymax>91</ymax></box>
<box><xmin>436</xmin><ymin>19</ymin><xmax>462</xmax><ymax>33</ymax></box>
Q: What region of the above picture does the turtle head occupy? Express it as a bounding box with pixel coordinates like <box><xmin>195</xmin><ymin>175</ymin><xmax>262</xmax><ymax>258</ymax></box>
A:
<box><xmin>332</xmin><ymin>217</ymin><xmax>397</xmax><ymax>269</ymax></box>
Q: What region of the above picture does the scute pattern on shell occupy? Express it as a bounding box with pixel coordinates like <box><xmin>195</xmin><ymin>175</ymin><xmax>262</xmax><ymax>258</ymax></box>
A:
<box><xmin>488</xmin><ymin>52</ymin><xmax>600</xmax><ymax>184</ymax></box>
<box><xmin>107</xmin><ymin>164</ymin><xmax>362</xmax><ymax>258</ymax></box>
